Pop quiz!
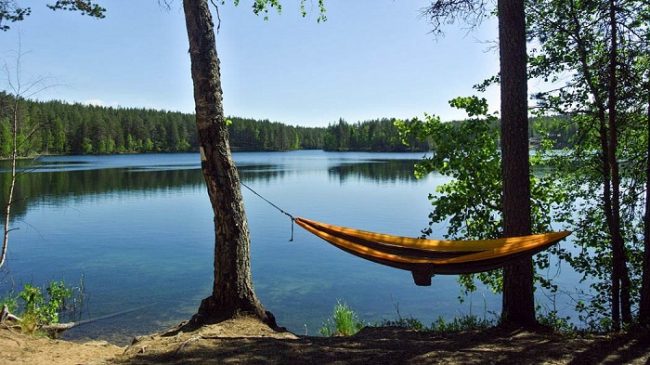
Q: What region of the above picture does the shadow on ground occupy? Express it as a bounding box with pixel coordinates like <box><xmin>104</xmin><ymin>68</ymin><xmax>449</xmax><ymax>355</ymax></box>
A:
<box><xmin>113</xmin><ymin>325</ymin><xmax>650</xmax><ymax>365</ymax></box>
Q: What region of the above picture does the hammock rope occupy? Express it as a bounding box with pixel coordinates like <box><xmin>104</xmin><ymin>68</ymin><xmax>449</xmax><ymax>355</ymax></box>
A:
<box><xmin>240</xmin><ymin>181</ymin><xmax>295</xmax><ymax>241</ymax></box>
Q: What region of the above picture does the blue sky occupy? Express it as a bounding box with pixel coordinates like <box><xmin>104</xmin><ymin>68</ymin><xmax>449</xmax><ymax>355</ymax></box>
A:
<box><xmin>0</xmin><ymin>1</ymin><xmax>500</xmax><ymax>127</ymax></box>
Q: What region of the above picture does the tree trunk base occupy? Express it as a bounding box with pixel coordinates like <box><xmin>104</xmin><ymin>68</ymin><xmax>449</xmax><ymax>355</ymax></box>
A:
<box><xmin>180</xmin><ymin>296</ymin><xmax>280</xmax><ymax>333</ymax></box>
<box><xmin>497</xmin><ymin>319</ymin><xmax>553</xmax><ymax>333</ymax></box>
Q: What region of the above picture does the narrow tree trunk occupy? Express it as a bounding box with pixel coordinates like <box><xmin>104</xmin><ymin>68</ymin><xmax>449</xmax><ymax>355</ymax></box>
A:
<box><xmin>606</xmin><ymin>0</ymin><xmax>632</xmax><ymax>327</ymax></box>
<box><xmin>570</xmin><ymin>0</ymin><xmax>626</xmax><ymax>330</ymax></box>
<box><xmin>640</xmin><ymin>76</ymin><xmax>650</xmax><ymax>324</ymax></box>
<box><xmin>598</xmin><ymin>112</ymin><xmax>621</xmax><ymax>330</ymax></box>
<box><xmin>0</xmin><ymin>98</ymin><xmax>19</xmax><ymax>269</ymax></box>
<box><xmin>182</xmin><ymin>0</ymin><xmax>274</xmax><ymax>327</ymax></box>
<box><xmin>498</xmin><ymin>0</ymin><xmax>536</xmax><ymax>326</ymax></box>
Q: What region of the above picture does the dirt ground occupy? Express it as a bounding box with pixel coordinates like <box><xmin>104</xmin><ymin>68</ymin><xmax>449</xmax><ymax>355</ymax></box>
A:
<box><xmin>0</xmin><ymin>327</ymin><xmax>121</xmax><ymax>365</ymax></box>
<box><xmin>1</xmin><ymin>317</ymin><xmax>649</xmax><ymax>364</ymax></box>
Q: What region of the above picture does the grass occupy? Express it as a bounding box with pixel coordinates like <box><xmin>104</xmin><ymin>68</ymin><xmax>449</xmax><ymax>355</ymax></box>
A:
<box><xmin>429</xmin><ymin>314</ymin><xmax>494</xmax><ymax>333</ymax></box>
<box><xmin>318</xmin><ymin>300</ymin><xmax>585</xmax><ymax>337</ymax></box>
<box><xmin>319</xmin><ymin>300</ymin><xmax>365</xmax><ymax>336</ymax></box>
<box><xmin>378</xmin><ymin>313</ymin><xmax>494</xmax><ymax>333</ymax></box>
<box><xmin>318</xmin><ymin>300</ymin><xmax>497</xmax><ymax>337</ymax></box>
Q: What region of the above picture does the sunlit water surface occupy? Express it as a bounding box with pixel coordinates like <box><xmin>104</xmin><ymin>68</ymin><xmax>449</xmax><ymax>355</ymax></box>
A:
<box><xmin>0</xmin><ymin>151</ymin><xmax>579</xmax><ymax>344</ymax></box>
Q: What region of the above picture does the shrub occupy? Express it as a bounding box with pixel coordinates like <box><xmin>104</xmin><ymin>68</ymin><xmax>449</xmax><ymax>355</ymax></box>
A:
<box><xmin>537</xmin><ymin>310</ymin><xmax>577</xmax><ymax>335</ymax></box>
<box><xmin>429</xmin><ymin>314</ymin><xmax>494</xmax><ymax>333</ymax></box>
<box><xmin>379</xmin><ymin>316</ymin><xmax>425</xmax><ymax>331</ymax></box>
<box><xmin>1</xmin><ymin>281</ymin><xmax>73</xmax><ymax>334</ymax></box>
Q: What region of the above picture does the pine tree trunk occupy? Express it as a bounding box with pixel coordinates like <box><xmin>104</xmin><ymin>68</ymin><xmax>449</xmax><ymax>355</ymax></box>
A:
<box><xmin>182</xmin><ymin>0</ymin><xmax>274</xmax><ymax>327</ymax></box>
<box><xmin>498</xmin><ymin>0</ymin><xmax>536</xmax><ymax>326</ymax></box>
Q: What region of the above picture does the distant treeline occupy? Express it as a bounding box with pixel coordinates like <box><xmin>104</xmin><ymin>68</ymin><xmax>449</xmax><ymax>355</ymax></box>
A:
<box><xmin>0</xmin><ymin>92</ymin><xmax>575</xmax><ymax>156</ymax></box>
<box><xmin>0</xmin><ymin>92</ymin><xmax>324</xmax><ymax>156</ymax></box>
<box><xmin>323</xmin><ymin>118</ymin><xmax>430</xmax><ymax>152</ymax></box>
<box><xmin>322</xmin><ymin>116</ymin><xmax>577</xmax><ymax>152</ymax></box>
<box><xmin>529</xmin><ymin>115</ymin><xmax>576</xmax><ymax>148</ymax></box>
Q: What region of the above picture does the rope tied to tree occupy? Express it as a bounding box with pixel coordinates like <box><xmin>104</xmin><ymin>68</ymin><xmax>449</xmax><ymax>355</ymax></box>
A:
<box><xmin>240</xmin><ymin>181</ymin><xmax>295</xmax><ymax>241</ymax></box>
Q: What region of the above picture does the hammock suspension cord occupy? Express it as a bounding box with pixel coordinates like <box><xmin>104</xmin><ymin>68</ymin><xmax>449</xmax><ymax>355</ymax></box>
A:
<box><xmin>240</xmin><ymin>181</ymin><xmax>295</xmax><ymax>241</ymax></box>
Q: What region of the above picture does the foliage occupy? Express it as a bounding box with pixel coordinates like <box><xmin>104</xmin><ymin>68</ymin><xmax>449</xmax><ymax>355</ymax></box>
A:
<box><xmin>526</xmin><ymin>0</ymin><xmax>649</xmax><ymax>329</ymax></box>
<box><xmin>230</xmin><ymin>0</ymin><xmax>327</xmax><ymax>22</ymax></box>
<box><xmin>420</xmin><ymin>0</ymin><xmax>491</xmax><ymax>37</ymax></box>
<box><xmin>2</xmin><ymin>281</ymin><xmax>74</xmax><ymax>334</ymax></box>
<box><xmin>323</xmin><ymin>118</ymin><xmax>430</xmax><ymax>152</ymax></box>
<box><xmin>396</xmin><ymin>96</ymin><xmax>559</xmax><ymax>295</ymax></box>
<box><xmin>0</xmin><ymin>2</ymin><xmax>30</xmax><ymax>31</ymax></box>
<box><xmin>376</xmin><ymin>303</ymin><xmax>426</xmax><ymax>330</ymax></box>
<box><xmin>0</xmin><ymin>93</ymin><xmax>580</xmax><ymax>156</ymax></box>
<box><xmin>378</xmin><ymin>313</ymin><xmax>495</xmax><ymax>333</ymax></box>
<box><xmin>319</xmin><ymin>300</ymin><xmax>364</xmax><ymax>337</ymax></box>
<box><xmin>417</xmin><ymin>0</ymin><xmax>649</xmax><ymax>331</ymax></box>
<box><xmin>429</xmin><ymin>314</ymin><xmax>494</xmax><ymax>333</ymax></box>
<box><xmin>376</xmin><ymin>305</ymin><xmax>495</xmax><ymax>333</ymax></box>
<box><xmin>397</xmin><ymin>96</ymin><xmax>503</xmax><ymax>241</ymax></box>
<box><xmin>46</xmin><ymin>1</ymin><xmax>105</xmax><ymax>18</ymax></box>
<box><xmin>0</xmin><ymin>1</ymin><xmax>105</xmax><ymax>31</ymax></box>
<box><xmin>0</xmin><ymin>93</ymin><xmax>325</xmax><ymax>155</ymax></box>
<box><xmin>536</xmin><ymin>309</ymin><xmax>577</xmax><ymax>335</ymax></box>
<box><xmin>378</xmin><ymin>316</ymin><xmax>426</xmax><ymax>331</ymax></box>
<box><xmin>0</xmin><ymin>290</ymin><xmax>17</xmax><ymax>313</ymax></box>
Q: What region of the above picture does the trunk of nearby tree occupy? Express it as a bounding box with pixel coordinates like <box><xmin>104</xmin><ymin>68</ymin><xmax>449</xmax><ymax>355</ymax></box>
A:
<box><xmin>571</xmin><ymin>2</ymin><xmax>630</xmax><ymax>331</ymax></box>
<box><xmin>0</xmin><ymin>97</ymin><xmax>19</xmax><ymax>269</ymax></box>
<box><xmin>640</xmin><ymin>76</ymin><xmax>650</xmax><ymax>325</ymax></box>
<box><xmin>498</xmin><ymin>0</ymin><xmax>536</xmax><ymax>326</ymax></box>
<box><xmin>598</xmin><ymin>109</ymin><xmax>621</xmax><ymax>330</ymax></box>
<box><xmin>182</xmin><ymin>0</ymin><xmax>274</xmax><ymax>327</ymax></box>
<box><xmin>605</xmin><ymin>0</ymin><xmax>632</xmax><ymax>329</ymax></box>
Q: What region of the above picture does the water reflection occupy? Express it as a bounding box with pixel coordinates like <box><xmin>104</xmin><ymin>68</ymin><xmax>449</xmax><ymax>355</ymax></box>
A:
<box><xmin>328</xmin><ymin>159</ymin><xmax>419</xmax><ymax>184</ymax></box>
<box><xmin>0</xmin><ymin>157</ymin><xmax>422</xmax><ymax>221</ymax></box>
<box><xmin>0</xmin><ymin>168</ymin><xmax>204</xmax><ymax>221</ymax></box>
<box><xmin>239</xmin><ymin>164</ymin><xmax>288</xmax><ymax>183</ymax></box>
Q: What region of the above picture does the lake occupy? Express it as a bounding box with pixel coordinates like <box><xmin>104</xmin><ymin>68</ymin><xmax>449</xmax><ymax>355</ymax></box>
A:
<box><xmin>0</xmin><ymin>151</ymin><xmax>577</xmax><ymax>344</ymax></box>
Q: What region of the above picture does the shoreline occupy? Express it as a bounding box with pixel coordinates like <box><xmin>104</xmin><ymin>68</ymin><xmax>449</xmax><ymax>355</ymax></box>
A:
<box><xmin>2</xmin><ymin>317</ymin><xmax>649</xmax><ymax>364</ymax></box>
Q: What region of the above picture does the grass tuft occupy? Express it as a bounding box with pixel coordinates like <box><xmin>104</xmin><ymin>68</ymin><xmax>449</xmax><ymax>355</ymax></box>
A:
<box><xmin>319</xmin><ymin>300</ymin><xmax>364</xmax><ymax>336</ymax></box>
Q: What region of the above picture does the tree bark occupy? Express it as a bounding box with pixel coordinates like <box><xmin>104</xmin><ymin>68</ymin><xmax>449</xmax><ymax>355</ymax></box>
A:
<box><xmin>182</xmin><ymin>0</ymin><xmax>274</xmax><ymax>327</ymax></box>
<box><xmin>598</xmin><ymin>108</ymin><xmax>622</xmax><ymax>330</ymax></box>
<box><xmin>0</xmin><ymin>96</ymin><xmax>19</xmax><ymax>269</ymax></box>
<box><xmin>567</xmin><ymin>0</ymin><xmax>628</xmax><ymax>330</ymax></box>
<box><xmin>498</xmin><ymin>0</ymin><xmax>536</xmax><ymax>326</ymax></box>
<box><xmin>640</xmin><ymin>74</ymin><xmax>650</xmax><ymax>325</ymax></box>
<box><xmin>605</xmin><ymin>0</ymin><xmax>632</xmax><ymax>328</ymax></box>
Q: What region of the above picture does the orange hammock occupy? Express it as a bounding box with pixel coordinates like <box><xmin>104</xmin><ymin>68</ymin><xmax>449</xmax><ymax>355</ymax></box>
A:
<box><xmin>294</xmin><ymin>217</ymin><xmax>571</xmax><ymax>286</ymax></box>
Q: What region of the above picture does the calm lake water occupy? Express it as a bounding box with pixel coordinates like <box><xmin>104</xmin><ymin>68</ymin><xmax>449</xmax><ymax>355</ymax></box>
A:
<box><xmin>0</xmin><ymin>151</ymin><xmax>578</xmax><ymax>343</ymax></box>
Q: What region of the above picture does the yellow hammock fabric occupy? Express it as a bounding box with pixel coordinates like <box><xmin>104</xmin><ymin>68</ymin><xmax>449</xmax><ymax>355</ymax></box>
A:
<box><xmin>294</xmin><ymin>217</ymin><xmax>571</xmax><ymax>286</ymax></box>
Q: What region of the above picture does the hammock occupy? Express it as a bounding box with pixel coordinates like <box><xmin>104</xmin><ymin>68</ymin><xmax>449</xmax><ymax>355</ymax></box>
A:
<box><xmin>294</xmin><ymin>217</ymin><xmax>570</xmax><ymax>286</ymax></box>
<box><xmin>239</xmin><ymin>182</ymin><xmax>571</xmax><ymax>286</ymax></box>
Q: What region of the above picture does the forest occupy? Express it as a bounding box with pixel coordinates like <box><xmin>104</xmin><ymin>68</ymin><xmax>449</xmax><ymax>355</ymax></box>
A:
<box><xmin>0</xmin><ymin>92</ymin><xmax>324</xmax><ymax>154</ymax></box>
<box><xmin>0</xmin><ymin>92</ymin><xmax>576</xmax><ymax>156</ymax></box>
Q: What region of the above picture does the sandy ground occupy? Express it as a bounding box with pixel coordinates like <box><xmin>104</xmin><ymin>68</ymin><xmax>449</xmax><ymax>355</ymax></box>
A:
<box><xmin>1</xmin><ymin>317</ymin><xmax>649</xmax><ymax>364</ymax></box>
<box><xmin>0</xmin><ymin>327</ymin><xmax>121</xmax><ymax>365</ymax></box>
